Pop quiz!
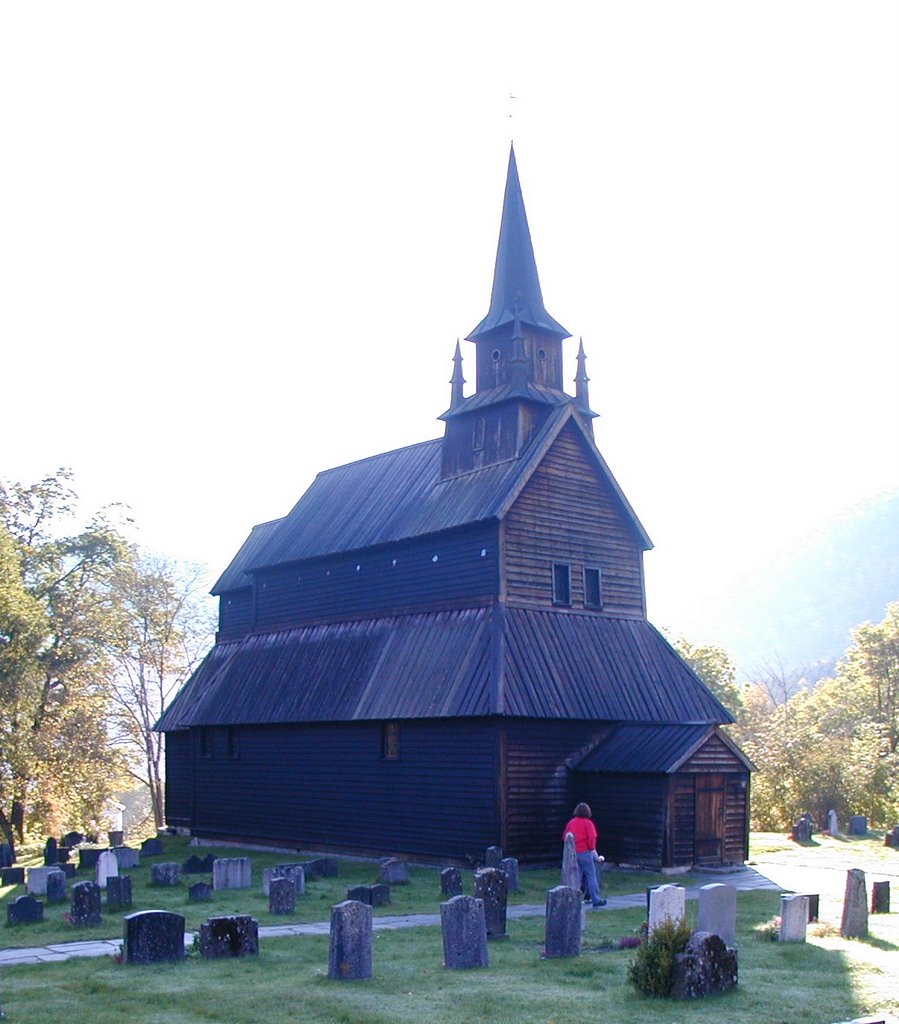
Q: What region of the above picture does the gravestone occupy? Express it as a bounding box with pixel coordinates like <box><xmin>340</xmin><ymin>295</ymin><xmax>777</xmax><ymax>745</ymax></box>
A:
<box><xmin>96</xmin><ymin>850</ymin><xmax>119</xmax><ymax>889</ymax></box>
<box><xmin>779</xmin><ymin>894</ymin><xmax>809</xmax><ymax>941</ymax></box>
<box><xmin>544</xmin><ymin>885</ymin><xmax>582</xmax><ymax>958</ymax></box>
<box><xmin>441</xmin><ymin>867</ymin><xmax>463</xmax><ymax>898</ymax></box>
<box><xmin>474</xmin><ymin>867</ymin><xmax>508</xmax><ymax>941</ymax></box>
<box><xmin>108</xmin><ymin>830</ymin><xmax>124</xmax><ymax>848</ymax></box>
<box><xmin>269</xmin><ymin>877</ymin><xmax>296</xmax><ymax>915</ymax></box>
<box><xmin>500</xmin><ymin>857</ymin><xmax>519</xmax><ymax>893</ymax></box>
<box><xmin>198</xmin><ymin>915</ymin><xmax>259</xmax><ymax>958</ymax></box>
<box><xmin>26</xmin><ymin>865</ymin><xmax>65</xmax><ymax>896</ymax></box>
<box><xmin>827</xmin><ymin>809</ymin><xmax>840</xmax><ymax>835</ymax></box>
<box><xmin>697</xmin><ymin>883</ymin><xmax>737</xmax><ymax>947</ymax></box>
<box><xmin>346</xmin><ymin>884</ymin><xmax>391</xmax><ymax>907</ymax></box>
<box><xmin>56</xmin><ymin>846</ymin><xmax>72</xmax><ymax>863</ymax></box>
<box><xmin>1</xmin><ymin>867</ymin><xmax>25</xmax><ymax>886</ymax></box>
<box><xmin>870</xmin><ymin>880</ymin><xmax>890</xmax><ymax>914</ymax></box>
<box><xmin>883</xmin><ymin>826</ymin><xmax>899</xmax><ymax>848</ymax></box>
<box><xmin>561</xmin><ymin>832</ymin><xmax>579</xmax><ymax>889</ymax></box>
<box><xmin>440</xmin><ymin>894</ymin><xmax>488</xmax><ymax>970</ymax></box>
<box><xmin>848</xmin><ymin>815</ymin><xmax>868</xmax><ymax>836</ymax></box>
<box><xmin>43</xmin><ymin>836</ymin><xmax>58</xmax><ymax>865</ymax></box>
<box><xmin>140</xmin><ymin>837</ymin><xmax>164</xmax><ymax>856</ymax></box>
<box><xmin>151</xmin><ymin>862</ymin><xmax>181</xmax><ymax>886</ymax></box>
<box><xmin>0</xmin><ymin>843</ymin><xmax>14</xmax><ymax>868</ymax></box>
<box><xmin>106</xmin><ymin>875</ymin><xmax>133</xmax><ymax>909</ymax></box>
<box><xmin>262</xmin><ymin>863</ymin><xmax>305</xmax><ymax>896</ymax></box>
<box><xmin>188</xmin><ymin>881</ymin><xmax>213</xmax><ymax>902</ymax></box>
<box><xmin>46</xmin><ymin>869</ymin><xmax>67</xmax><ymax>903</ymax></box>
<box><xmin>122</xmin><ymin>910</ymin><xmax>185</xmax><ymax>963</ymax></box>
<box><xmin>328</xmin><ymin>900</ymin><xmax>373</xmax><ymax>980</ymax></box>
<box><xmin>213</xmin><ymin>857</ymin><xmax>251</xmax><ymax>891</ymax></box>
<box><xmin>304</xmin><ymin>857</ymin><xmax>339</xmax><ymax>878</ymax></box>
<box><xmin>78</xmin><ymin>848</ymin><xmax>106</xmax><ymax>871</ymax></box>
<box><xmin>57</xmin><ymin>862</ymin><xmax>77</xmax><ymax>879</ymax></box>
<box><xmin>484</xmin><ymin>845</ymin><xmax>503</xmax><ymax>868</ymax></box>
<box><xmin>7</xmin><ymin>894</ymin><xmax>43</xmax><ymax>924</ymax></box>
<box><xmin>183</xmin><ymin>854</ymin><xmax>216</xmax><ymax>874</ymax></box>
<box><xmin>795</xmin><ymin>892</ymin><xmax>820</xmax><ymax>922</ymax></box>
<box><xmin>111</xmin><ymin>846</ymin><xmax>140</xmax><ymax>870</ymax></box>
<box><xmin>70</xmin><ymin>881</ymin><xmax>102</xmax><ymax>926</ymax></box>
<box><xmin>841</xmin><ymin>868</ymin><xmax>868</xmax><ymax>938</ymax></box>
<box><xmin>378</xmin><ymin>858</ymin><xmax>409</xmax><ymax>885</ymax></box>
<box><xmin>672</xmin><ymin>931</ymin><xmax>738</xmax><ymax>1000</ymax></box>
<box><xmin>648</xmin><ymin>884</ymin><xmax>686</xmax><ymax>936</ymax></box>
<box><xmin>792</xmin><ymin>814</ymin><xmax>814</xmax><ymax>842</ymax></box>
<box><xmin>62</xmin><ymin>831</ymin><xmax>84</xmax><ymax>848</ymax></box>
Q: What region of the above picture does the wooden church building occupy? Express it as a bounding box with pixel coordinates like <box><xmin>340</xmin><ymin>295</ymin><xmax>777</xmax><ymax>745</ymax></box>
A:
<box><xmin>158</xmin><ymin>148</ymin><xmax>752</xmax><ymax>869</ymax></box>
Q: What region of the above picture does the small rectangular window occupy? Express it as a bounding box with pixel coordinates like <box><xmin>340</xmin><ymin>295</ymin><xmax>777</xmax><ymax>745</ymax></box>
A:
<box><xmin>199</xmin><ymin>727</ymin><xmax>212</xmax><ymax>758</ymax></box>
<box><xmin>382</xmin><ymin>722</ymin><xmax>400</xmax><ymax>761</ymax></box>
<box><xmin>472</xmin><ymin>417</ymin><xmax>486</xmax><ymax>452</ymax></box>
<box><xmin>227</xmin><ymin>726</ymin><xmax>239</xmax><ymax>759</ymax></box>
<box><xmin>584</xmin><ymin>566</ymin><xmax>603</xmax><ymax>609</ymax></box>
<box><xmin>552</xmin><ymin>562</ymin><xmax>571</xmax><ymax>606</ymax></box>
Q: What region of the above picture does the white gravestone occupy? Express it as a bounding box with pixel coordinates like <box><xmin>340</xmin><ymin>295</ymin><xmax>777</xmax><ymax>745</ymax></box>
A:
<box><xmin>96</xmin><ymin>850</ymin><xmax>119</xmax><ymax>890</ymax></box>
<box><xmin>779</xmin><ymin>894</ymin><xmax>809</xmax><ymax>942</ymax></box>
<box><xmin>697</xmin><ymin>882</ymin><xmax>737</xmax><ymax>947</ymax></box>
<box><xmin>648</xmin><ymin>884</ymin><xmax>686</xmax><ymax>936</ymax></box>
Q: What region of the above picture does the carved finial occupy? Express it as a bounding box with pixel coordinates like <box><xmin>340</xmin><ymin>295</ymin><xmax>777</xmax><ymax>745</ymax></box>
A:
<box><xmin>450</xmin><ymin>340</ymin><xmax>466</xmax><ymax>408</ymax></box>
<box><xmin>575</xmin><ymin>338</ymin><xmax>596</xmax><ymax>438</ymax></box>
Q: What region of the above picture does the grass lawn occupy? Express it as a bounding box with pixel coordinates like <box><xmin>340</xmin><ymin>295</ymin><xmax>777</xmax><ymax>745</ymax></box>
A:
<box><xmin>0</xmin><ymin>834</ymin><xmax>896</xmax><ymax>1023</ymax></box>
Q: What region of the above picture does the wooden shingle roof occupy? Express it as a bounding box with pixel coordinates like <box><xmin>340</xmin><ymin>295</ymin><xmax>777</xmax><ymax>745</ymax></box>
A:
<box><xmin>574</xmin><ymin>723</ymin><xmax>753</xmax><ymax>773</ymax></box>
<box><xmin>156</xmin><ymin>607</ymin><xmax>731</xmax><ymax>730</ymax></box>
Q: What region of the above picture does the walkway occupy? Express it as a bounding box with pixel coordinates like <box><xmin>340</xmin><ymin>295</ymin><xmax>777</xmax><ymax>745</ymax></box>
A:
<box><xmin>0</xmin><ymin>866</ymin><xmax>786</xmax><ymax>966</ymax></box>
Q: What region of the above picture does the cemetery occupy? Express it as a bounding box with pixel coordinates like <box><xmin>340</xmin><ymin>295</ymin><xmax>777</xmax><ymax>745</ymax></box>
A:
<box><xmin>0</xmin><ymin>831</ymin><xmax>895</xmax><ymax>1022</ymax></box>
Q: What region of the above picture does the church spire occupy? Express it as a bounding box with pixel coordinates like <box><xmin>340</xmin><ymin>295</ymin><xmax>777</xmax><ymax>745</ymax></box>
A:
<box><xmin>467</xmin><ymin>145</ymin><xmax>569</xmax><ymax>343</ymax></box>
<box><xmin>449</xmin><ymin>340</ymin><xmax>465</xmax><ymax>408</ymax></box>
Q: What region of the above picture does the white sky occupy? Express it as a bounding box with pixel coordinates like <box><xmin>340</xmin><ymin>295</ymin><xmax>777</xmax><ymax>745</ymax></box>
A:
<box><xmin>2</xmin><ymin>1</ymin><xmax>897</xmax><ymax>650</ymax></box>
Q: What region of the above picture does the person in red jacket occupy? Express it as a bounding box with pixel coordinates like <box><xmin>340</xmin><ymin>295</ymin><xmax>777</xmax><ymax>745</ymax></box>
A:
<box><xmin>563</xmin><ymin>802</ymin><xmax>606</xmax><ymax>908</ymax></box>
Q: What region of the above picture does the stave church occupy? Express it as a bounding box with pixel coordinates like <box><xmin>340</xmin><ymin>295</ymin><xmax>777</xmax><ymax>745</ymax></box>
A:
<box><xmin>157</xmin><ymin>147</ymin><xmax>752</xmax><ymax>868</ymax></box>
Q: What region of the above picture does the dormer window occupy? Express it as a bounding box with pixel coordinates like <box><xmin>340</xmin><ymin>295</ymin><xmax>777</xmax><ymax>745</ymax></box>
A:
<box><xmin>552</xmin><ymin>562</ymin><xmax>571</xmax><ymax>606</ymax></box>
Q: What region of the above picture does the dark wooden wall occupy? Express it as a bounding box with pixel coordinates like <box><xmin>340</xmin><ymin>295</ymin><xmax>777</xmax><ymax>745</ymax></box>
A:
<box><xmin>217</xmin><ymin>523</ymin><xmax>499</xmax><ymax>639</ymax></box>
<box><xmin>175</xmin><ymin>719</ymin><xmax>502</xmax><ymax>862</ymax></box>
<box><xmin>163</xmin><ymin>730</ymin><xmax>193</xmax><ymax>826</ymax></box>
<box><xmin>503</xmin><ymin>422</ymin><xmax>645</xmax><ymax>616</ymax></box>
<box><xmin>575</xmin><ymin>771</ymin><xmax>669</xmax><ymax>868</ymax></box>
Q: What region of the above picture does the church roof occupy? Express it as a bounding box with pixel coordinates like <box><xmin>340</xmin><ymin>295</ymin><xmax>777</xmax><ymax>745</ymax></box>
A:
<box><xmin>573</xmin><ymin>723</ymin><xmax>752</xmax><ymax>774</ymax></box>
<box><xmin>467</xmin><ymin>145</ymin><xmax>569</xmax><ymax>342</ymax></box>
<box><xmin>156</xmin><ymin>606</ymin><xmax>732</xmax><ymax>730</ymax></box>
<box><xmin>217</xmin><ymin>403</ymin><xmax>650</xmax><ymax>584</ymax></box>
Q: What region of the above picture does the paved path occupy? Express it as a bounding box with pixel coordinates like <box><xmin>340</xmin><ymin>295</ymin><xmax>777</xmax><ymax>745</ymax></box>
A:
<box><xmin>0</xmin><ymin>866</ymin><xmax>786</xmax><ymax>966</ymax></box>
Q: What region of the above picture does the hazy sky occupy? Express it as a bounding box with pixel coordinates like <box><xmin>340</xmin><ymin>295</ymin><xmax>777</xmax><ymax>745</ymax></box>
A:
<box><xmin>2</xmin><ymin>2</ymin><xmax>897</xmax><ymax>650</ymax></box>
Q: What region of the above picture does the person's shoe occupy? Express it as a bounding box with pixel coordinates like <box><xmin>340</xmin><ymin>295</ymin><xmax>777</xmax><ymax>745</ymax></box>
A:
<box><xmin>592</xmin><ymin>899</ymin><xmax>607</xmax><ymax>908</ymax></box>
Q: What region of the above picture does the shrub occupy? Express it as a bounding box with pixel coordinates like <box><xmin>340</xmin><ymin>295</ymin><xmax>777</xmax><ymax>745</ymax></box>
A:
<box><xmin>626</xmin><ymin>918</ymin><xmax>692</xmax><ymax>997</ymax></box>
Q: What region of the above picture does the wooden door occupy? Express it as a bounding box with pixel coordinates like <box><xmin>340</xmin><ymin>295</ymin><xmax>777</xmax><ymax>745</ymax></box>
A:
<box><xmin>694</xmin><ymin>774</ymin><xmax>726</xmax><ymax>865</ymax></box>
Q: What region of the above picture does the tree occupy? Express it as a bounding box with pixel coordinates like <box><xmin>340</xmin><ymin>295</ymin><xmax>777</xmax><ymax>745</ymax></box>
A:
<box><xmin>671</xmin><ymin>638</ymin><xmax>743</xmax><ymax>718</ymax></box>
<box><xmin>105</xmin><ymin>553</ymin><xmax>214</xmax><ymax>830</ymax></box>
<box><xmin>0</xmin><ymin>469</ymin><xmax>131</xmax><ymax>842</ymax></box>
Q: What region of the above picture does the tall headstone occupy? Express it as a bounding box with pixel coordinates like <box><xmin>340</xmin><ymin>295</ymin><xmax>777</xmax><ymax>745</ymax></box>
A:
<box><xmin>70</xmin><ymin>881</ymin><xmax>102</xmax><ymax>926</ymax></box>
<box><xmin>7</xmin><ymin>894</ymin><xmax>43</xmax><ymax>924</ymax></box>
<box><xmin>544</xmin><ymin>886</ymin><xmax>582</xmax><ymax>959</ymax></box>
<box><xmin>378</xmin><ymin>858</ymin><xmax>409</xmax><ymax>885</ymax></box>
<box><xmin>269</xmin><ymin>877</ymin><xmax>296</xmax><ymax>915</ymax></box>
<box><xmin>440</xmin><ymin>895</ymin><xmax>488</xmax><ymax>970</ymax></box>
<box><xmin>779</xmin><ymin>894</ymin><xmax>809</xmax><ymax>942</ymax></box>
<box><xmin>106</xmin><ymin>875</ymin><xmax>133</xmax><ymax>909</ymax></box>
<box><xmin>43</xmin><ymin>836</ymin><xmax>58</xmax><ymax>865</ymax></box>
<box><xmin>697</xmin><ymin>883</ymin><xmax>737</xmax><ymax>947</ymax></box>
<box><xmin>441</xmin><ymin>867</ymin><xmax>463</xmax><ymax>898</ymax></box>
<box><xmin>871</xmin><ymin>880</ymin><xmax>890</xmax><ymax>914</ymax></box>
<box><xmin>841</xmin><ymin>868</ymin><xmax>868</xmax><ymax>938</ymax></box>
<box><xmin>26</xmin><ymin>866</ymin><xmax>65</xmax><ymax>896</ymax></box>
<box><xmin>96</xmin><ymin>850</ymin><xmax>119</xmax><ymax>889</ymax></box>
<box><xmin>213</xmin><ymin>857</ymin><xmax>251</xmax><ymax>891</ymax></box>
<box><xmin>328</xmin><ymin>900</ymin><xmax>373</xmax><ymax>981</ymax></box>
<box><xmin>122</xmin><ymin>910</ymin><xmax>186</xmax><ymax>964</ymax></box>
<box><xmin>484</xmin><ymin>846</ymin><xmax>503</xmax><ymax>868</ymax></box>
<box><xmin>561</xmin><ymin>832</ymin><xmax>579</xmax><ymax>889</ymax></box>
<box><xmin>500</xmin><ymin>857</ymin><xmax>519</xmax><ymax>893</ymax></box>
<box><xmin>0</xmin><ymin>843</ymin><xmax>14</xmax><ymax>868</ymax></box>
<box><xmin>198</xmin><ymin>915</ymin><xmax>259</xmax><ymax>958</ymax></box>
<box><xmin>648</xmin><ymin>884</ymin><xmax>686</xmax><ymax>936</ymax></box>
<box><xmin>827</xmin><ymin>809</ymin><xmax>840</xmax><ymax>835</ymax></box>
<box><xmin>474</xmin><ymin>867</ymin><xmax>508</xmax><ymax>941</ymax></box>
<box><xmin>151</xmin><ymin>862</ymin><xmax>181</xmax><ymax>887</ymax></box>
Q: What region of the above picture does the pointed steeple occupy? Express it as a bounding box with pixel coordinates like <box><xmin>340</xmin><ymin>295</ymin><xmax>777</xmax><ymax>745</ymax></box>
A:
<box><xmin>467</xmin><ymin>145</ymin><xmax>569</xmax><ymax>342</ymax></box>
<box><xmin>449</xmin><ymin>340</ymin><xmax>465</xmax><ymax>408</ymax></box>
<box><xmin>574</xmin><ymin>338</ymin><xmax>598</xmax><ymax>438</ymax></box>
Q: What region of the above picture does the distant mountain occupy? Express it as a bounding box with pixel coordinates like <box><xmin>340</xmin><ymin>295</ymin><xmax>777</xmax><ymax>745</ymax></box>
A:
<box><xmin>704</xmin><ymin>492</ymin><xmax>899</xmax><ymax>681</ymax></box>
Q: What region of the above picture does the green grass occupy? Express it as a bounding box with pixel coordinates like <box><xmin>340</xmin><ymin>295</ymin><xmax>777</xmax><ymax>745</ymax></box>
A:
<box><xmin>1</xmin><ymin>834</ymin><xmax>897</xmax><ymax>1023</ymax></box>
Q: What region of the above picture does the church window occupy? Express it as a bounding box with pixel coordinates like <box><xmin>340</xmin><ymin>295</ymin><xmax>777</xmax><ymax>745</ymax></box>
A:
<box><xmin>382</xmin><ymin>722</ymin><xmax>400</xmax><ymax>760</ymax></box>
<box><xmin>473</xmin><ymin>417</ymin><xmax>485</xmax><ymax>451</ymax></box>
<box><xmin>584</xmin><ymin>566</ymin><xmax>603</xmax><ymax>609</ymax></box>
<box><xmin>199</xmin><ymin>727</ymin><xmax>212</xmax><ymax>758</ymax></box>
<box><xmin>227</xmin><ymin>726</ymin><xmax>240</xmax><ymax>759</ymax></box>
<box><xmin>552</xmin><ymin>562</ymin><xmax>571</xmax><ymax>606</ymax></box>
